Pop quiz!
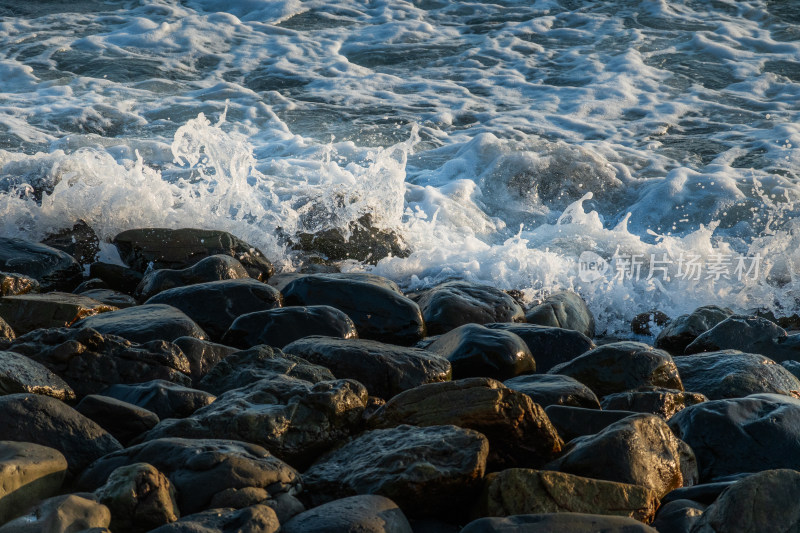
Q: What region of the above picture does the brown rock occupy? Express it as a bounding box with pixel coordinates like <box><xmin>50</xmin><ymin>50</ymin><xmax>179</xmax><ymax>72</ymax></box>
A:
<box><xmin>0</xmin><ymin>441</ymin><xmax>68</xmax><ymax>524</ymax></box>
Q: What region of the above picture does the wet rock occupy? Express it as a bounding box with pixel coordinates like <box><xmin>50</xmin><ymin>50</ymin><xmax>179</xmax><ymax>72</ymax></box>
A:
<box><xmin>136</xmin><ymin>254</ymin><xmax>250</xmax><ymax>300</ymax></box>
<box><xmin>545</xmin><ymin>413</ymin><xmax>697</xmax><ymax>498</ymax></box>
<box><xmin>199</xmin><ymin>345</ymin><xmax>335</xmax><ymax>395</ymax></box>
<box><xmin>0</xmin><ymin>238</ymin><xmax>83</xmax><ymax>291</ymax></box>
<box><xmin>78</xmin><ymin>438</ymin><xmax>301</xmax><ymax>515</ymax></box>
<box><xmin>661</xmin><ymin>480</ymin><xmax>739</xmax><ymax>506</ymax></box>
<box><xmin>783</xmin><ymin>360</ymin><xmax>800</xmax><ymax>380</ymax></box>
<box><xmin>94</xmin><ymin>463</ymin><xmax>179</xmax><ymax>533</ymax></box>
<box><xmin>460</xmin><ymin>513</ymin><xmax>658</xmax><ymax>533</ymax></box>
<box><xmin>685</xmin><ymin>315</ymin><xmax>800</xmax><ymax>362</ymax></box>
<box><xmin>101</xmin><ymin>380</ymin><xmax>216</xmax><ymax>419</ymax></box>
<box><xmin>415</xmin><ymin>280</ymin><xmax>525</xmax><ymax>335</ymax></box>
<box><xmin>303</xmin><ymin>425</ymin><xmax>488</xmax><ymax>519</ymax></box>
<box><xmin>146</xmin><ymin>279</ymin><xmax>283</xmax><ymax>341</ymax></box>
<box><xmin>668</xmin><ymin>394</ymin><xmax>800</xmax><ymax>481</ymax></box>
<box><xmin>0</xmin><ymin>292</ymin><xmax>116</xmax><ymax>335</ymax></box>
<box><xmin>654</xmin><ymin>305</ymin><xmax>733</xmax><ymax>354</ymax></box>
<box><xmin>282</xmin><ymin>495</ymin><xmax>412</xmax><ymax>533</ymax></box>
<box><xmin>652</xmin><ymin>499</ymin><xmax>705</xmax><ymax>533</ymax></box>
<box><xmin>41</xmin><ymin>220</ymin><xmax>100</xmax><ymax>266</ymax></box>
<box><xmin>209</xmin><ymin>488</ymin><xmax>304</xmax><ymax>522</ymax></box>
<box><xmin>525</xmin><ymin>291</ymin><xmax>595</xmax><ymax>338</ymax></box>
<box><xmin>673</xmin><ymin>350</ymin><xmax>800</xmax><ymax>399</ymax></box>
<box><xmin>282</xmin><ymin>275</ymin><xmax>425</xmax><ymax>345</ymax></box>
<box><xmin>74</xmin><ymin>278</ymin><xmax>109</xmax><ymax>292</ymax></box>
<box><xmin>631</xmin><ymin>310</ymin><xmax>670</xmax><ymax>336</ymax></box>
<box><xmin>485</xmin><ymin>323</ymin><xmax>595</xmax><ymax>373</ymax></box>
<box><xmin>692</xmin><ymin>469</ymin><xmax>800</xmax><ymax>533</ymax></box>
<box><xmin>74</xmin><ymin>303</ymin><xmax>208</xmax><ymax>343</ymax></box>
<box><xmin>504</xmin><ymin>374</ymin><xmax>601</xmax><ymax>409</ymax></box>
<box><xmin>600</xmin><ymin>387</ymin><xmax>707</xmax><ymax>419</ymax></box>
<box><xmin>173</xmin><ymin>336</ymin><xmax>238</xmax><ymax>384</ymax></box>
<box><xmin>223</xmin><ymin>305</ymin><xmax>358</xmax><ymax>349</ymax></box>
<box><xmin>0</xmin><ymin>349</ymin><xmax>75</xmax><ymax>401</ymax></box>
<box><xmin>0</xmin><ymin>327</ymin><xmax>191</xmax><ymax>397</ymax></box>
<box><xmin>0</xmin><ymin>441</ymin><xmax>68</xmax><ymax>524</ymax></box>
<box><xmin>147</xmin><ymin>504</ymin><xmax>280</xmax><ymax>533</ymax></box>
<box><xmin>0</xmin><ymin>393</ymin><xmax>122</xmax><ymax>476</ymax></box>
<box><xmin>544</xmin><ymin>405</ymin><xmax>639</xmax><ymax>442</ymax></box>
<box><xmin>284</xmin><ymin>336</ymin><xmax>451</xmax><ymax>398</ymax></box>
<box><xmin>0</xmin><ymin>494</ymin><xmax>111</xmax><ymax>533</ymax></box>
<box><xmin>113</xmin><ymin>227</ymin><xmax>274</xmax><ymax>280</ymax></box>
<box><xmin>426</xmin><ymin>324</ymin><xmax>535</xmax><ymax>381</ymax></box>
<box><xmin>75</xmin><ymin>394</ymin><xmax>160</xmax><ymax>446</ymax></box>
<box><xmin>548</xmin><ymin>341</ymin><xmax>682</xmax><ymax>398</ymax></box>
<box><xmin>0</xmin><ymin>318</ymin><xmax>11</xmax><ymax>341</ymax></box>
<box><xmin>369</xmin><ymin>378</ymin><xmax>562</xmax><ymax>469</ymax></box>
<box><xmin>89</xmin><ymin>262</ymin><xmax>144</xmax><ymax>295</ymax></box>
<box><xmin>143</xmin><ymin>376</ymin><xmax>368</xmax><ymax>469</ymax></box>
<box><xmin>477</xmin><ymin>469</ymin><xmax>659</xmax><ymax>523</ymax></box>
<box><xmin>0</xmin><ymin>271</ymin><xmax>40</xmax><ymax>296</ymax></box>
<box><xmin>78</xmin><ymin>288</ymin><xmax>139</xmax><ymax>308</ymax></box>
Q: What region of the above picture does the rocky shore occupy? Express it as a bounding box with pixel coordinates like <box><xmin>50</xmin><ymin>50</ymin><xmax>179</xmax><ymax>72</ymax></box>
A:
<box><xmin>1</xmin><ymin>225</ymin><xmax>800</xmax><ymax>532</ymax></box>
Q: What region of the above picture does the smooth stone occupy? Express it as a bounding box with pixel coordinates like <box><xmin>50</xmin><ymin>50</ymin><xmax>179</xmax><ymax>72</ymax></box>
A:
<box><xmin>544</xmin><ymin>405</ymin><xmax>639</xmax><ymax>441</ymax></box>
<box><xmin>661</xmin><ymin>481</ymin><xmax>738</xmax><ymax>506</ymax></box>
<box><xmin>668</xmin><ymin>393</ymin><xmax>800</xmax><ymax>482</ymax></box>
<box><xmin>40</xmin><ymin>220</ymin><xmax>100</xmax><ymax>266</ymax></box>
<box><xmin>223</xmin><ymin>305</ymin><xmax>358</xmax><ymax>349</ymax></box>
<box><xmin>199</xmin><ymin>345</ymin><xmax>335</xmax><ymax>395</ymax></box>
<box><xmin>0</xmin><ymin>292</ymin><xmax>116</xmax><ymax>335</ymax></box>
<box><xmin>0</xmin><ymin>271</ymin><xmax>40</xmax><ymax>296</ymax></box>
<box><xmin>631</xmin><ymin>310</ymin><xmax>670</xmax><ymax>336</ymax></box>
<box><xmin>369</xmin><ymin>378</ymin><xmax>562</xmax><ymax>469</ymax></box>
<box><xmin>674</xmin><ymin>350</ymin><xmax>800</xmax><ymax>399</ymax></box>
<box><xmin>74</xmin><ymin>304</ymin><xmax>208</xmax><ymax>343</ymax></box>
<box><xmin>282</xmin><ymin>275</ymin><xmax>425</xmax><ymax>345</ymax></box>
<box><xmin>0</xmin><ymin>441</ymin><xmax>68</xmax><ymax>524</ymax></box>
<box><xmin>651</xmin><ymin>499</ymin><xmax>706</xmax><ymax>533</ymax></box>
<box><xmin>692</xmin><ymin>469</ymin><xmax>800</xmax><ymax>533</ymax></box>
<box><xmin>548</xmin><ymin>341</ymin><xmax>683</xmax><ymax>398</ymax></box>
<box><xmin>173</xmin><ymin>336</ymin><xmax>238</xmax><ymax>384</ymax></box>
<box><xmin>525</xmin><ymin>292</ymin><xmax>595</xmax><ymax>338</ymax></box>
<box><xmin>75</xmin><ymin>394</ymin><xmax>160</xmax><ymax>446</ymax></box>
<box><xmin>269</xmin><ymin>272</ymin><xmax>402</xmax><ymax>294</ymax></box>
<box><xmin>77</xmin><ymin>288</ymin><xmax>138</xmax><ymax>308</ymax></box>
<box><xmin>73</xmin><ymin>278</ymin><xmax>109</xmax><ymax>292</ymax></box>
<box><xmin>685</xmin><ymin>315</ymin><xmax>800</xmax><ymax>362</ymax></box>
<box><xmin>783</xmin><ymin>359</ymin><xmax>800</xmax><ymax>380</ymax></box>
<box><xmin>460</xmin><ymin>513</ymin><xmax>658</xmax><ymax>533</ymax></box>
<box><xmin>303</xmin><ymin>425</ymin><xmax>488</xmax><ymax>519</ymax></box>
<box><xmin>94</xmin><ymin>463</ymin><xmax>179</xmax><ymax>533</ymax></box>
<box><xmin>0</xmin><ymin>327</ymin><xmax>192</xmax><ymax>397</ymax></box>
<box><xmin>143</xmin><ymin>376</ymin><xmax>368</xmax><ymax>469</ymax></box>
<box><xmin>101</xmin><ymin>380</ymin><xmax>216</xmax><ymax>419</ymax></box>
<box><xmin>0</xmin><ymin>318</ymin><xmax>11</xmax><ymax>342</ymax></box>
<box><xmin>426</xmin><ymin>324</ymin><xmax>535</xmax><ymax>381</ymax></box>
<box><xmin>0</xmin><ymin>494</ymin><xmax>111</xmax><ymax>533</ymax></box>
<box><xmin>282</xmin><ymin>495</ymin><xmax>413</xmax><ymax>533</ymax></box>
<box><xmin>654</xmin><ymin>305</ymin><xmax>733</xmax><ymax>355</ymax></box>
<box><xmin>89</xmin><ymin>262</ymin><xmax>144</xmax><ymax>295</ymax></box>
<box><xmin>113</xmin><ymin>227</ymin><xmax>274</xmax><ymax>280</ymax></box>
<box><xmin>504</xmin><ymin>374</ymin><xmax>601</xmax><ymax>409</ymax></box>
<box><xmin>147</xmin><ymin>504</ymin><xmax>280</xmax><ymax>533</ymax></box>
<box><xmin>0</xmin><ymin>393</ymin><xmax>122</xmax><ymax>476</ymax></box>
<box><xmin>136</xmin><ymin>254</ymin><xmax>250</xmax><ymax>300</ymax></box>
<box><xmin>600</xmin><ymin>387</ymin><xmax>707</xmax><ymax>419</ymax></box>
<box><xmin>0</xmin><ymin>349</ymin><xmax>75</xmax><ymax>401</ymax></box>
<box><xmin>0</xmin><ymin>238</ymin><xmax>83</xmax><ymax>291</ymax></box>
<box><xmin>486</xmin><ymin>323</ymin><xmax>595</xmax><ymax>373</ymax></box>
<box><xmin>544</xmin><ymin>413</ymin><xmax>697</xmax><ymax>498</ymax></box>
<box><xmin>477</xmin><ymin>468</ymin><xmax>659</xmax><ymax>523</ymax></box>
<box><xmin>78</xmin><ymin>438</ymin><xmax>301</xmax><ymax>515</ymax></box>
<box><xmin>284</xmin><ymin>336</ymin><xmax>451</xmax><ymax>399</ymax></box>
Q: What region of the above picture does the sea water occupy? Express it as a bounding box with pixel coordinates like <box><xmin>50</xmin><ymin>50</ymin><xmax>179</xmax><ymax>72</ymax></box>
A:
<box><xmin>0</xmin><ymin>0</ymin><xmax>798</xmax><ymax>336</ymax></box>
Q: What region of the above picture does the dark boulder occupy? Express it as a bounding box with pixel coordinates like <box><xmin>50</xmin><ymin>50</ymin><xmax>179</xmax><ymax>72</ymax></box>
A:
<box><xmin>425</xmin><ymin>324</ymin><xmax>535</xmax><ymax>381</ymax></box>
<box><xmin>41</xmin><ymin>220</ymin><xmax>100</xmax><ymax>266</ymax></box>
<box><xmin>504</xmin><ymin>374</ymin><xmax>601</xmax><ymax>409</ymax></box>
<box><xmin>75</xmin><ymin>394</ymin><xmax>160</xmax><ymax>446</ymax></box>
<box><xmin>674</xmin><ymin>350</ymin><xmax>800</xmax><ymax>399</ymax></box>
<box><xmin>113</xmin><ymin>227</ymin><xmax>274</xmax><ymax>280</ymax></box>
<box><xmin>283</xmin><ymin>336</ymin><xmax>451</xmax><ymax>398</ymax></box>
<box><xmin>146</xmin><ymin>279</ymin><xmax>283</xmax><ymax>341</ymax></box>
<box><xmin>147</xmin><ymin>505</ymin><xmax>279</xmax><ymax>533</ymax></box>
<box><xmin>783</xmin><ymin>360</ymin><xmax>800</xmax><ymax>380</ymax></box>
<box><xmin>303</xmin><ymin>424</ymin><xmax>488</xmax><ymax>519</ymax></box>
<box><xmin>101</xmin><ymin>380</ymin><xmax>216</xmax><ymax>419</ymax></box>
<box><xmin>600</xmin><ymin>387</ymin><xmax>707</xmax><ymax>419</ymax></box>
<box><xmin>486</xmin><ymin>323</ymin><xmax>595</xmax><ymax>373</ymax></box>
<box><xmin>685</xmin><ymin>315</ymin><xmax>800</xmax><ymax>362</ymax></box>
<box><xmin>525</xmin><ymin>291</ymin><xmax>595</xmax><ymax>338</ymax></box>
<box><xmin>89</xmin><ymin>262</ymin><xmax>144</xmax><ymax>295</ymax></box>
<box><xmin>282</xmin><ymin>275</ymin><xmax>425</xmax><ymax>345</ymax></box>
<box><xmin>369</xmin><ymin>378</ymin><xmax>563</xmax><ymax>469</ymax></box>
<box><xmin>0</xmin><ymin>238</ymin><xmax>82</xmax><ymax>291</ymax></box>
<box><xmin>652</xmin><ymin>499</ymin><xmax>706</xmax><ymax>533</ymax></box>
<box><xmin>136</xmin><ymin>254</ymin><xmax>250</xmax><ymax>300</ymax></box>
<box><xmin>173</xmin><ymin>336</ymin><xmax>238</xmax><ymax>384</ymax></box>
<box><xmin>0</xmin><ymin>292</ymin><xmax>116</xmax><ymax>335</ymax></box>
<box><xmin>0</xmin><ymin>494</ymin><xmax>111</xmax><ymax>533</ymax></box>
<box><xmin>223</xmin><ymin>305</ymin><xmax>358</xmax><ymax>349</ymax></box>
<box><xmin>544</xmin><ymin>405</ymin><xmax>639</xmax><ymax>442</ymax></box>
<box><xmin>655</xmin><ymin>305</ymin><xmax>733</xmax><ymax>354</ymax></box>
<box><xmin>282</xmin><ymin>495</ymin><xmax>412</xmax><ymax>533</ymax></box>
<box><xmin>78</xmin><ymin>288</ymin><xmax>138</xmax><ymax>308</ymax></box>
<box><xmin>631</xmin><ymin>310</ymin><xmax>670</xmax><ymax>336</ymax></box>
<box><xmin>415</xmin><ymin>281</ymin><xmax>524</xmax><ymax>335</ymax></box>
<box><xmin>548</xmin><ymin>341</ymin><xmax>682</xmax><ymax>398</ymax></box>
<box><xmin>0</xmin><ymin>349</ymin><xmax>75</xmax><ymax>401</ymax></box>
<box><xmin>460</xmin><ymin>513</ymin><xmax>658</xmax><ymax>533</ymax></box>
<box><xmin>74</xmin><ymin>304</ymin><xmax>208</xmax><ymax>343</ymax></box>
